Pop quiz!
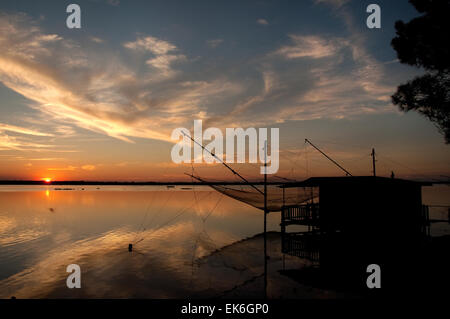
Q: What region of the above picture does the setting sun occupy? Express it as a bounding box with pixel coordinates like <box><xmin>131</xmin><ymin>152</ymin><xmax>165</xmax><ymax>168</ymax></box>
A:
<box><xmin>42</xmin><ymin>178</ymin><xmax>52</xmax><ymax>183</ymax></box>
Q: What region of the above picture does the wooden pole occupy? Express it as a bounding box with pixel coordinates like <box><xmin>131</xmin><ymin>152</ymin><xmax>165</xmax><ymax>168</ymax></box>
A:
<box><xmin>305</xmin><ymin>139</ymin><xmax>352</xmax><ymax>176</ymax></box>
<box><xmin>264</xmin><ymin>140</ymin><xmax>268</xmax><ymax>299</ymax></box>
<box><xmin>181</xmin><ymin>130</ymin><xmax>264</xmax><ymax>195</ymax></box>
<box><xmin>372</xmin><ymin>148</ymin><xmax>376</xmax><ymax>177</ymax></box>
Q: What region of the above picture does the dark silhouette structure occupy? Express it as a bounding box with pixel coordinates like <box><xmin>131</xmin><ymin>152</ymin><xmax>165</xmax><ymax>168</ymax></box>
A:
<box><xmin>280</xmin><ymin>176</ymin><xmax>431</xmax><ymax>292</ymax></box>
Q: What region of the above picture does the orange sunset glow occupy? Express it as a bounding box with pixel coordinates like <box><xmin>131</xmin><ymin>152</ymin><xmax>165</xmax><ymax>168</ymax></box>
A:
<box><xmin>0</xmin><ymin>0</ymin><xmax>448</xmax><ymax>183</ymax></box>
<box><xmin>0</xmin><ymin>0</ymin><xmax>450</xmax><ymax>305</ymax></box>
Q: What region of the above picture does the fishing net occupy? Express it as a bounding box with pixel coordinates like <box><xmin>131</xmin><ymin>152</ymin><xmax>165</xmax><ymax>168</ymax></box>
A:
<box><xmin>206</xmin><ymin>183</ymin><xmax>318</xmax><ymax>212</ymax></box>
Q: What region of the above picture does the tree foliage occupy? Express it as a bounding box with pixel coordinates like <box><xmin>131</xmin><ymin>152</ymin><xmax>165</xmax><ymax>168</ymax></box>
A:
<box><xmin>391</xmin><ymin>0</ymin><xmax>450</xmax><ymax>143</ymax></box>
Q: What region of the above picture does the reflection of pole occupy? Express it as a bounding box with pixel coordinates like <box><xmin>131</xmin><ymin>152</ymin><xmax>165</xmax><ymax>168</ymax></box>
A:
<box><xmin>282</xmin><ymin>183</ymin><xmax>285</xmax><ymax>271</ymax></box>
<box><xmin>264</xmin><ymin>140</ymin><xmax>268</xmax><ymax>299</ymax></box>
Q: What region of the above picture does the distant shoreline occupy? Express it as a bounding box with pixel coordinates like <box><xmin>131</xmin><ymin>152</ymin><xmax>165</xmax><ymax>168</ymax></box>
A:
<box><xmin>0</xmin><ymin>180</ymin><xmax>283</xmax><ymax>186</ymax></box>
<box><xmin>0</xmin><ymin>179</ymin><xmax>447</xmax><ymax>186</ymax></box>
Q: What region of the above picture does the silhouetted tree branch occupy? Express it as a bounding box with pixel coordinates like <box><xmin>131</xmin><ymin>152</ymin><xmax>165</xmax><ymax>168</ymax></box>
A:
<box><xmin>391</xmin><ymin>0</ymin><xmax>450</xmax><ymax>143</ymax></box>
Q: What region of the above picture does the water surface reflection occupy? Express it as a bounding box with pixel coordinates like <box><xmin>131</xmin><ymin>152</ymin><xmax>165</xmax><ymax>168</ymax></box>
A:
<box><xmin>0</xmin><ymin>185</ymin><xmax>448</xmax><ymax>298</ymax></box>
<box><xmin>0</xmin><ymin>187</ymin><xmax>284</xmax><ymax>298</ymax></box>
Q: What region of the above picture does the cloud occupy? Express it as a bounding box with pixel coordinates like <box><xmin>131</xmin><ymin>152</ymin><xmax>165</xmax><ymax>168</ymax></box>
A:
<box><xmin>125</xmin><ymin>35</ymin><xmax>186</xmax><ymax>77</ymax></box>
<box><xmin>0</xmin><ymin>134</ymin><xmax>52</xmax><ymax>151</ymax></box>
<box><xmin>0</xmin><ymin>10</ymin><xmax>397</xmax><ymax>151</ymax></box>
<box><xmin>275</xmin><ymin>35</ymin><xmax>342</xmax><ymax>59</ymax></box>
<box><xmin>264</xmin><ymin>1</ymin><xmax>393</xmax><ymax>122</ymax></box>
<box><xmin>256</xmin><ymin>18</ymin><xmax>269</xmax><ymax>26</ymax></box>
<box><xmin>0</xmin><ymin>122</ymin><xmax>54</xmax><ymax>150</ymax></box>
<box><xmin>47</xmin><ymin>166</ymin><xmax>77</xmax><ymax>171</ymax></box>
<box><xmin>206</xmin><ymin>39</ymin><xmax>224</xmax><ymax>48</ymax></box>
<box><xmin>89</xmin><ymin>36</ymin><xmax>104</xmax><ymax>43</ymax></box>
<box><xmin>145</xmin><ymin>54</ymin><xmax>186</xmax><ymax>76</ymax></box>
<box><xmin>26</xmin><ymin>157</ymin><xmax>64</xmax><ymax>161</ymax></box>
<box><xmin>54</xmin><ymin>125</ymin><xmax>76</xmax><ymax>137</ymax></box>
<box><xmin>0</xmin><ymin>14</ymin><xmax>239</xmax><ymax>145</ymax></box>
<box><xmin>209</xmin><ymin>0</ymin><xmax>396</xmax><ymax>127</ymax></box>
<box><xmin>124</xmin><ymin>36</ymin><xmax>177</xmax><ymax>55</ymax></box>
<box><xmin>81</xmin><ymin>164</ymin><xmax>96</xmax><ymax>171</ymax></box>
<box><xmin>0</xmin><ymin>123</ymin><xmax>52</xmax><ymax>136</ymax></box>
<box><xmin>208</xmin><ymin>29</ymin><xmax>394</xmax><ymax>128</ymax></box>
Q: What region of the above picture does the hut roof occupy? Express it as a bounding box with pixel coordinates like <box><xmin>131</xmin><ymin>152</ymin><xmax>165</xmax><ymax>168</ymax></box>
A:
<box><xmin>279</xmin><ymin>176</ymin><xmax>431</xmax><ymax>188</ymax></box>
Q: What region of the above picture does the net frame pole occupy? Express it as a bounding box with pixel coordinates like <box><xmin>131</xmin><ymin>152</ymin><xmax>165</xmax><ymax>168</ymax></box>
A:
<box><xmin>181</xmin><ymin>130</ymin><xmax>264</xmax><ymax>196</ymax></box>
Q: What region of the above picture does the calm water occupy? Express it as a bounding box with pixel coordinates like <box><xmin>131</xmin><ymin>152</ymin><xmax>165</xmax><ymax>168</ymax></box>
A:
<box><xmin>0</xmin><ymin>185</ymin><xmax>448</xmax><ymax>298</ymax></box>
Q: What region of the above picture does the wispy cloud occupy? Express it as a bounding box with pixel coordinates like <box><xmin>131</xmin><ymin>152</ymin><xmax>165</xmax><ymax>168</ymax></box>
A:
<box><xmin>26</xmin><ymin>157</ymin><xmax>64</xmax><ymax>161</ymax></box>
<box><xmin>0</xmin><ymin>14</ymin><xmax>238</xmax><ymax>145</ymax></box>
<box><xmin>256</xmin><ymin>18</ymin><xmax>269</xmax><ymax>26</ymax></box>
<box><xmin>275</xmin><ymin>35</ymin><xmax>342</xmax><ymax>59</ymax></box>
<box><xmin>209</xmin><ymin>28</ymin><xmax>394</xmax><ymax>127</ymax></box>
<box><xmin>89</xmin><ymin>36</ymin><xmax>104</xmax><ymax>43</ymax></box>
<box><xmin>47</xmin><ymin>166</ymin><xmax>77</xmax><ymax>171</ymax></box>
<box><xmin>0</xmin><ymin>9</ymin><xmax>396</xmax><ymax>149</ymax></box>
<box><xmin>206</xmin><ymin>39</ymin><xmax>224</xmax><ymax>48</ymax></box>
<box><xmin>125</xmin><ymin>35</ymin><xmax>187</xmax><ymax>77</ymax></box>
<box><xmin>0</xmin><ymin>134</ymin><xmax>51</xmax><ymax>151</ymax></box>
<box><xmin>124</xmin><ymin>36</ymin><xmax>177</xmax><ymax>55</ymax></box>
<box><xmin>145</xmin><ymin>54</ymin><xmax>186</xmax><ymax>76</ymax></box>
<box><xmin>0</xmin><ymin>122</ymin><xmax>54</xmax><ymax>151</ymax></box>
<box><xmin>0</xmin><ymin>123</ymin><xmax>52</xmax><ymax>137</ymax></box>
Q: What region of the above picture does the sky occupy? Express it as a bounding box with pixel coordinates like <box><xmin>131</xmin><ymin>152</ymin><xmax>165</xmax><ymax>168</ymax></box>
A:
<box><xmin>0</xmin><ymin>0</ymin><xmax>448</xmax><ymax>182</ymax></box>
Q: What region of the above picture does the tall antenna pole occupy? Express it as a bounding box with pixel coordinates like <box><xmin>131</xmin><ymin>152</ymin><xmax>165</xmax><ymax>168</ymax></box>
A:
<box><xmin>371</xmin><ymin>148</ymin><xmax>376</xmax><ymax>177</ymax></box>
<box><xmin>305</xmin><ymin>139</ymin><xmax>353</xmax><ymax>176</ymax></box>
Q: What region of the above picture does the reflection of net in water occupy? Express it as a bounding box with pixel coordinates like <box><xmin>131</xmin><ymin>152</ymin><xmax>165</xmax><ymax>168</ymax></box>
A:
<box><xmin>208</xmin><ymin>184</ymin><xmax>319</xmax><ymax>212</ymax></box>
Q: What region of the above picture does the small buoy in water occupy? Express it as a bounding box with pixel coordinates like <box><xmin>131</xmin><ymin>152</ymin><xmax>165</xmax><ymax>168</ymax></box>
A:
<box><xmin>128</xmin><ymin>244</ymin><xmax>133</xmax><ymax>252</ymax></box>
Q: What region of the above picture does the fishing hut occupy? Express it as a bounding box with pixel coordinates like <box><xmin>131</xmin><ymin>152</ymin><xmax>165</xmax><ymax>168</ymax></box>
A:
<box><xmin>279</xmin><ymin>176</ymin><xmax>431</xmax><ymax>285</ymax></box>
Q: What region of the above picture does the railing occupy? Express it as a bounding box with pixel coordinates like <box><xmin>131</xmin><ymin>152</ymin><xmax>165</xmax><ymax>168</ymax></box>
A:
<box><xmin>421</xmin><ymin>205</ymin><xmax>430</xmax><ymax>237</ymax></box>
<box><xmin>281</xmin><ymin>232</ymin><xmax>320</xmax><ymax>262</ymax></box>
<box><xmin>426</xmin><ymin>205</ymin><xmax>450</xmax><ymax>223</ymax></box>
<box><xmin>281</xmin><ymin>204</ymin><xmax>319</xmax><ymax>224</ymax></box>
<box><xmin>423</xmin><ymin>205</ymin><xmax>450</xmax><ymax>237</ymax></box>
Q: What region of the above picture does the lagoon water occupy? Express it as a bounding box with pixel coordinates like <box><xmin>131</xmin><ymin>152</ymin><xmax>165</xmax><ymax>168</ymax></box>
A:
<box><xmin>0</xmin><ymin>185</ymin><xmax>448</xmax><ymax>298</ymax></box>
